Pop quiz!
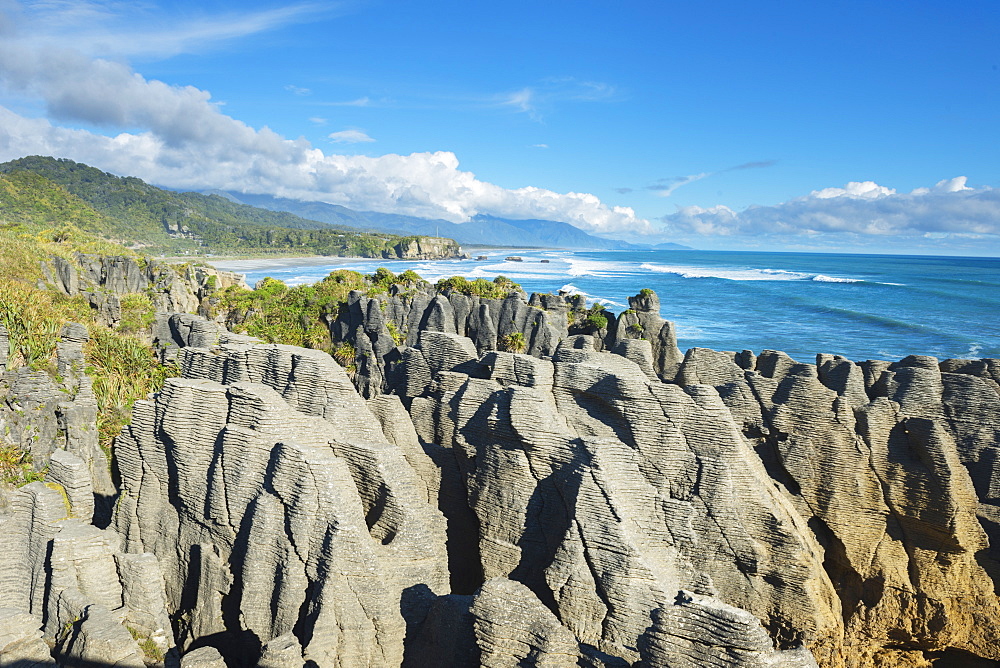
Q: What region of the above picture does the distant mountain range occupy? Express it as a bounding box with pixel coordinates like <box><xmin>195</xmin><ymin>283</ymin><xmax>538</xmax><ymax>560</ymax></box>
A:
<box><xmin>0</xmin><ymin>156</ymin><xmax>460</xmax><ymax>258</ymax></box>
<box><xmin>0</xmin><ymin>155</ymin><xmax>690</xmax><ymax>255</ymax></box>
<box><xmin>222</xmin><ymin>192</ymin><xmax>691</xmax><ymax>251</ymax></box>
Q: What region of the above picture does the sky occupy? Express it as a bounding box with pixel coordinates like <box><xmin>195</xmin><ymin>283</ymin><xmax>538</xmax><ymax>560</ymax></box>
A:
<box><xmin>0</xmin><ymin>0</ymin><xmax>998</xmax><ymax>255</ymax></box>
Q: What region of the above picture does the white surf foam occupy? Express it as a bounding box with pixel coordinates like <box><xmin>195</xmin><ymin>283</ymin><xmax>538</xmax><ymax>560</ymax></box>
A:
<box><xmin>811</xmin><ymin>274</ymin><xmax>862</xmax><ymax>283</ymax></box>
<box><xmin>640</xmin><ymin>262</ymin><xmax>864</xmax><ymax>283</ymax></box>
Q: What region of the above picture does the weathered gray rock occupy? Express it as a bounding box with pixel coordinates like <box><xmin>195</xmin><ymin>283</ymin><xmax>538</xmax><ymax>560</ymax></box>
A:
<box><xmin>113</xmin><ymin>360</ymin><xmax>449</xmax><ymax>665</ymax></box>
<box><xmin>0</xmin><ymin>324</ymin><xmax>9</xmax><ymax>372</ymax></box>
<box><xmin>677</xmin><ymin>347</ymin><xmax>745</xmax><ymax>387</ymax></box>
<box><xmin>0</xmin><ymin>476</ymin><xmax>174</xmax><ymax>664</ymax></box>
<box><xmin>57</xmin><ymin>604</ymin><xmax>146</xmax><ymax>668</ymax></box>
<box><xmin>471</xmin><ymin>578</ymin><xmax>580</xmax><ymax>667</ymax></box>
<box><xmin>677</xmin><ymin>348</ymin><xmax>1000</xmax><ymax>665</ymax></box>
<box><xmin>259</xmin><ymin>633</ymin><xmax>306</xmax><ymax>668</ymax></box>
<box><xmin>180</xmin><ymin>646</ymin><xmax>227</xmax><ymax>668</ymax></box>
<box><xmin>0</xmin><ymin>608</ymin><xmax>55</xmax><ymax>667</ymax></box>
<box><xmin>404</xmin><ymin>334</ymin><xmax>836</xmax><ymax>663</ymax></box>
<box><xmin>0</xmin><ymin>325</ymin><xmax>112</xmax><ymax>498</ymax></box>
<box><xmin>637</xmin><ymin>591</ymin><xmax>820</xmax><ymax>668</ymax></box>
<box><xmin>46</xmin><ymin>449</ymin><xmax>94</xmax><ymax>522</ymax></box>
<box><xmin>334</xmin><ymin>287</ymin><xmax>680</xmax><ymax>394</ymax></box>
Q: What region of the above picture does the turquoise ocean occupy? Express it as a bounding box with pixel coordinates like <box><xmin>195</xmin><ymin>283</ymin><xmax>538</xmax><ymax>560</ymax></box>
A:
<box><xmin>222</xmin><ymin>249</ymin><xmax>1000</xmax><ymax>363</ymax></box>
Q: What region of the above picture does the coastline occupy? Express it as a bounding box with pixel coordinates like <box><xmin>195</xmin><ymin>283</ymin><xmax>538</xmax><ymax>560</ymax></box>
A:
<box><xmin>196</xmin><ymin>255</ymin><xmax>379</xmax><ymax>273</ymax></box>
<box><xmin>197</xmin><ymin>247</ymin><xmax>530</xmax><ymax>273</ymax></box>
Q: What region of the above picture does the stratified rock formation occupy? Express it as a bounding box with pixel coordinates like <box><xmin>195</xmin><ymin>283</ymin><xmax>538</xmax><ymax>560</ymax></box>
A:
<box><xmin>1</xmin><ymin>323</ymin><xmax>112</xmax><ymax>501</ymax></box>
<box><xmin>3</xmin><ymin>280</ymin><xmax>999</xmax><ymax>667</ymax></box>
<box><xmin>42</xmin><ymin>252</ymin><xmax>245</xmax><ymax>330</ymax></box>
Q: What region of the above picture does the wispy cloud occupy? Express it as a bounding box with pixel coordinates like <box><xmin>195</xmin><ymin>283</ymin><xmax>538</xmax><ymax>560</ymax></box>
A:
<box><xmin>328</xmin><ymin>129</ymin><xmax>375</xmax><ymax>143</ymax></box>
<box><xmin>285</xmin><ymin>84</ymin><xmax>311</xmax><ymax>96</ymax></box>
<box><xmin>728</xmin><ymin>160</ymin><xmax>778</xmax><ymax>171</ymax></box>
<box><xmin>6</xmin><ymin>1</ymin><xmax>335</xmax><ymax>59</ymax></box>
<box><xmin>531</xmin><ymin>143</ymin><xmax>549</xmax><ymax>149</ymax></box>
<box><xmin>308</xmin><ymin>116</ymin><xmax>327</xmax><ymax>125</ymax></box>
<box><xmin>647</xmin><ymin>173</ymin><xmax>711</xmax><ymax>197</ymax></box>
<box><xmin>638</xmin><ymin>160</ymin><xmax>778</xmax><ymax>197</ymax></box>
<box><xmin>494</xmin><ymin>77</ymin><xmax>617</xmax><ymax>121</ymax></box>
<box><xmin>0</xmin><ymin>2</ymin><xmax>651</xmax><ymax>238</ymax></box>
<box><xmin>317</xmin><ymin>96</ymin><xmax>373</xmax><ymax>107</ymax></box>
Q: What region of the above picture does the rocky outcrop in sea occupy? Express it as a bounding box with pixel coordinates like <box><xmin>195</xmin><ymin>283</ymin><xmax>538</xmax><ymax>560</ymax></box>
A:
<box><xmin>1</xmin><ymin>271</ymin><xmax>998</xmax><ymax>667</ymax></box>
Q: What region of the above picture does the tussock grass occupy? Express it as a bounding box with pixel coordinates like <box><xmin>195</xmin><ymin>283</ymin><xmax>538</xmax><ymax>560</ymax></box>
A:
<box><xmin>0</xmin><ymin>227</ymin><xmax>173</xmax><ymax>461</ymax></box>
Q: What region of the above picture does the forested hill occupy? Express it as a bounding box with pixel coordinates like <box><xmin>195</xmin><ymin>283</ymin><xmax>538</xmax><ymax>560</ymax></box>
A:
<box><xmin>0</xmin><ymin>156</ymin><xmax>462</xmax><ymax>258</ymax></box>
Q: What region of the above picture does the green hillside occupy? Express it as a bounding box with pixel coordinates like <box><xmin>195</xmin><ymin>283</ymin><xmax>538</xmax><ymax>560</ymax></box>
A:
<box><xmin>0</xmin><ymin>156</ymin><xmax>459</xmax><ymax>258</ymax></box>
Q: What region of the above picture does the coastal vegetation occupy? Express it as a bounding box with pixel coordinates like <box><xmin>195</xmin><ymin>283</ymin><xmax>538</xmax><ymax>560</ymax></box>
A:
<box><xmin>0</xmin><ymin>156</ymin><xmax>461</xmax><ymax>258</ymax></box>
<box><xmin>0</xmin><ymin>227</ymin><xmax>176</xmax><ymax>462</ymax></box>
<box><xmin>0</xmin><ymin>200</ymin><xmax>512</xmax><ymax>480</ymax></box>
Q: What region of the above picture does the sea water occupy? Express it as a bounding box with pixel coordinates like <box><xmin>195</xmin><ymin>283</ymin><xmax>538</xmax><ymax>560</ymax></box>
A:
<box><xmin>217</xmin><ymin>249</ymin><xmax>1000</xmax><ymax>363</ymax></box>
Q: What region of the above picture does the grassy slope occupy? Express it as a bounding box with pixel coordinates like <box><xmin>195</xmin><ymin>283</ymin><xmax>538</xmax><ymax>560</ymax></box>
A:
<box><xmin>0</xmin><ymin>218</ymin><xmax>175</xmax><ymax>481</ymax></box>
<box><xmin>0</xmin><ymin>156</ymin><xmax>455</xmax><ymax>257</ymax></box>
<box><xmin>0</xmin><ymin>169</ymin><xmax>509</xmax><ymax>485</ymax></box>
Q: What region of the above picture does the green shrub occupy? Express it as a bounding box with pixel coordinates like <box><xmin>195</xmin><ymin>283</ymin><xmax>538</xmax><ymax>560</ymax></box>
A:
<box><xmin>331</xmin><ymin>341</ymin><xmax>357</xmax><ymax>371</ymax></box>
<box><xmin>117</xmin><ymin>293</ymin><xmax>155</xmax><ymax>334</ymax></box>
<box><xmin>498</xmin><ymin>331</ymin><xmax>527</xmax><ymax>354</ymax></box>
<box><xmin>86</xmin><ymin>328</ymin><xmax>178</xmax><ymax>454</ymax></box>
<box><xmin>386</xmin><ymin>321</ymin><xmax>406</xmax><ymax>346</ymax></box>
<box><xmin>436</xmin><ymin>275</ymin><xmax>522</xmax><ymax>299</ymax></box>
<box><xmin>0</xmin><ymin>445</ymin><xmax>45</xmax><ymax>486</ymax></box>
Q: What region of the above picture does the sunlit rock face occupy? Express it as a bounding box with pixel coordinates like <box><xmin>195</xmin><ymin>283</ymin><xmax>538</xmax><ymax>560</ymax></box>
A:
<box><xmin>4</xmin><ymin>286</ymin><xmax>998</xmax><ymax>667</ymax></box>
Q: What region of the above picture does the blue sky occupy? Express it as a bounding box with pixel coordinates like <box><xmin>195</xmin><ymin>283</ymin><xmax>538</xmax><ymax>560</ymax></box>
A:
<box><xmin>0</xmin><ymin>0</ymin><xmax>998</xmax><ymax>254</ymax></box>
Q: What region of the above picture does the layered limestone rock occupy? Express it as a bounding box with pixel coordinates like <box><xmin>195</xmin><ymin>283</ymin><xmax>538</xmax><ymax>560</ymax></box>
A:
<box><xmin>334</xmin><ymin>287</ymin><xmax>683</xmax><ymax>397</ymax></box>
<box><xmin>3</xmin><ymin>264</ymin><xmax>998</xmax><ymax>667</ymax></box>
<box><xmin>112</xmin><ymin>338</ymin><xmax>450</xmax><ymax>665</ymax></box>
<box><xmin>673</xmin><ymin>347</ymin><xmax>1000</xmax><ymax>665</ymax></box>
<box><xmin>403</xmin><ymin>336</ymin><xmax>839</xmax><ymax>663</ymax></box>
<box><xmin>637</xmin><ymin>591</ymin><xmax>819</xmax><ymax>668</ymax></box>
<box><xmin>42</xmin><ymin>252</ymin><xmax>245</xmax><ymax>329</ymax></box>
<box><xmin>0</xmin><ymin>324</ymin><xmax>112</xmax><ymax>500</ymax></box>
<box><xmin>0</xmin><ymin>479</ymin><xmax>174</xmax><ymax>665</ymax></box>
<box><xmin>391</xmin><ymin>236</ymin><xmax>466</xmax><ymax>260</ymax></box>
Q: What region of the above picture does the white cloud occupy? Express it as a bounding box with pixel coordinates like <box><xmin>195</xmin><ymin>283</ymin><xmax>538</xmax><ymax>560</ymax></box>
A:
<box><xmin>661</xmin><ymin>178</ymin><xmax>1000</xmax><ymax>240</ymax></box>
<box><xmin>327</xmin><ymin>129</ymin><xmax>375</xmax><ymax>144</ymax></box>
<box><xmin>494</xmin><ymin>78</ymin><xmax>617</xmax><ymax>121</ymax></box>
<box><xmin>531</xmin><ymin>143</ymin><xmax>549</xmax><ymax>149</ymax></box>
<box><xmin>285</xmin><ymin>85</ymin><xmax>311</xmax><ymax>96</ymax></box>
<box><xmin>308</xmin><ymin>116</ymin><xmax>327</xmax><ymax>125</ymax></box>
<box><xmin>809</xmin><ymin>180</ymin><xmax>895</xmax><ymax>200</ymax></box>
<box><xmin>319</xmin><ymin>96</ymin><xmax>371</xmax><ymax>107</ymax></box>
<box><xmin>0</xmin><ymin>30</ymin><xmax>646</xmax><ymax>236</ymax></box>
<box><xmin>7</xmin><ymin>0</ymin><xmax>330</xmax><ymax>59</ymax></box>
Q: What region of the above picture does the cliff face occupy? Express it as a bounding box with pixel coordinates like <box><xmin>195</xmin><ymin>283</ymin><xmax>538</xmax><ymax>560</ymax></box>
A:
<box><xmin>1</xmin><ymin>281</ymin><xmax>998</xmax><ymax>667</ymax></box>
<box><xmin>390</xmin><ymin>236</ymin><xmax>467</xmax><ymax>260</ymax></box>
<box><xmin>41</xmin><ymin>252</ymin><xmax>246</xmax><ymax>331</ymax></box>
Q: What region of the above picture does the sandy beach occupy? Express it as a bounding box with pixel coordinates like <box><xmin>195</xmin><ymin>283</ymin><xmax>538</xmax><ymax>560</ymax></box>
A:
<box><xmin>197</xmin><ymin>255</ymin><xmax>377</xmax><ymax>273</ymax></box>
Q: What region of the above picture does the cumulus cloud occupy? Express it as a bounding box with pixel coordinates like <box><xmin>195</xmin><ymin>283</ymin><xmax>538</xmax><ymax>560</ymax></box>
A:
<box><xmin>327</xmin><ymin>129</ymin><xmax>375</xmax><ymax>144</ymax></box>
<box><xmin>0</xmin><ymin>15</ymin><xmax>647</xmax><ymax>237</ymax></box>
<box><xmin>661</xmin><ymin>177</ymin><xmax>1000</xmax><ymax>239</ymax></box>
